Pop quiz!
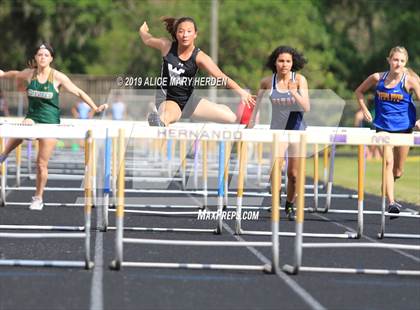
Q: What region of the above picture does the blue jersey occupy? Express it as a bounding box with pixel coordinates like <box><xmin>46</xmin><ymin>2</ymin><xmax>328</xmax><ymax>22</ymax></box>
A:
<box><xmin>77</xmin><ymin>102</ymin><xmax>91</xmax><ymax>119</ymax></box>
<box><xmin>112</xmin><ymin>101</ymin><xmax>125</xmax><ymax>120</ymax></box>
<box><xmin>269</xmin><ymin>72</ymin><xmax>305</xmax><ymax>130</ymax></box>
<box><xmin>373</xmin><ymin>71</ymin><xmax>416</xmax><ymax>132</ymax></box>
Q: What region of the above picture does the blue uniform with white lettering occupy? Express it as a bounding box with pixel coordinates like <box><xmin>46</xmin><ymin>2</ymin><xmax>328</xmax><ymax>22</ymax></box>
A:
<box><xmin>373</xmin><ymin>71</ymin><xmax>416</xmax><ymax>132</ymax></box>
<box><xmin>269</xmin><ymin>72</ymin><xmax>305</xmax><ymax>130</ymax></box>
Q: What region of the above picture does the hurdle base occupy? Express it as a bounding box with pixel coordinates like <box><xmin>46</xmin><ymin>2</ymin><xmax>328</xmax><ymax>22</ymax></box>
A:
<box><xmin>282</xmin><ymin>264</ymin><xmax>298</xmax><ymax>275</ymax></box>
<box><xmin>110</xmin><ymin>260</ymin><xmax>121</xmax><ymax>270</ymax></box>
<box><xmin>378</xmin><ymin>233</ymin><xmax>420</xmax><ymax>239</ymax></box>
<box><xmin>107</xmin><ymin>226</ymin><xmax>217</xmax><ymax>233</ymax></box>
<box><xmin>0</xmin><ymin>259</ymin><xmax>92</xmax><ymax>269</ymax></box>
<box><xmin>120</xmin><ymin>261</ymin><xmax>270</xmax><ymax>272</ymax></box>
<box><xmin>240</xmin><ymin>229</ymin><xmax>358</xmax><ymax>239</ymax></box>
<box><xmin>292</xmin><ymin>266</ymin><xmax>420</xmax><ymax>276</ymax></box>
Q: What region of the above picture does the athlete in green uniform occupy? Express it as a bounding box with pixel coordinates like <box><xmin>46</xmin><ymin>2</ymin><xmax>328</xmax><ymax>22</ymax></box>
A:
<box><xmin>0</xmin><ymin>43</ymin><xmax>107</xmax><ymax>210</ymax></box>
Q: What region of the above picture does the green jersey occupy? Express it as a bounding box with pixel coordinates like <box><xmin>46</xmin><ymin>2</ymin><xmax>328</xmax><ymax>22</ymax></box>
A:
<box><xmin>26</xmin><ymin>69</ymin><xmax>60</xmax><ymax>124</ymax></box>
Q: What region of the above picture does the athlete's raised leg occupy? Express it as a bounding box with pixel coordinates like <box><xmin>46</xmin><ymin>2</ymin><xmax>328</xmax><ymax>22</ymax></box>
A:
<box><xmin>191</xmin><ymin>99</ymin><xmax>237</xmax><ymax>123</ymax></box>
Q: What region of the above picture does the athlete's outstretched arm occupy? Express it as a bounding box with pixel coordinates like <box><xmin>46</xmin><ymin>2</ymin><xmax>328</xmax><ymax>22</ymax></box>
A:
<box><xmin>139</xmin><ymin>21</ymin><xmax>171</xmax><ymax>55</ymax></box>
<box><xmin>55</xmin><ymin>71</ymin><xmax>107</xmax><ymax>113</ymax></box>
<box><xmin>0</xmin><ymin>69</ymin><xmax>32</xmax><ymax>81</ymax></box>
<box><xmin>248</xmin><ymin>77</ymin><xmax>270</xmax><ymax>128</ymax></box>
<box><xmin>196</xmin><ymin>51</ymin><xmax>256</xmax><ymax>108</ymax></box>
<box><xmin>355</xmin><ymin>73</ymin><xmax>380</xmax><ymax>122</ymax></box>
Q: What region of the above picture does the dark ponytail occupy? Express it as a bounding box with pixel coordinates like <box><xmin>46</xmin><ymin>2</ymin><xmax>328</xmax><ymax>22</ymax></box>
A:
<box><xmin>161</xmin><ymin>16</ymin><xmax>197</xmax><ymax>41</ymax></box>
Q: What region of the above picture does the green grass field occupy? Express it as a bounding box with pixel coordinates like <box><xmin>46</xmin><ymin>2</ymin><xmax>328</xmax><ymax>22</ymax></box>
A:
<box><xmin>305</xmin><ymin>149</ymin><xmax>420</xmax><ymax>206</ymax></box>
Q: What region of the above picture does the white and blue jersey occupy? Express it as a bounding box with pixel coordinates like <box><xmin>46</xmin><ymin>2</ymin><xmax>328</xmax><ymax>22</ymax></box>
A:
<box><xmin>269</xmin><ymin>72</ymin><xmax>305</xmax><ymax>130</ymax></box>
<box><xmin>374</xmin><ymin>71</ymin><xmax>416</xmax><ymax>132</ymax></box>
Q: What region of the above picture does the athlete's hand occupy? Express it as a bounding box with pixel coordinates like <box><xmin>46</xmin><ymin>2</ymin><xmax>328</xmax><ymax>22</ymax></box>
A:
<box><xmin>0</xmin><ymin>70</ymin><xmax>4</xmax><ymax>78</ymax></box>
<box><xmin>241</xmin><ymin>93</ymin><xmax>256</xmax><ymax>109</ymax></box>
<box><xmin>288</xmin><ymin>79</ymin><xmax>298</xmax><ymax>93</ymax></box>
<box><xmin>139</xmin><ymin>22</ymin><xmax>149</xmax><ymax>35</ymax></box>
<box><xmin>95</xmin><ymin>104</ymin><xmax>108</xmax><ymax>113</ymax></box>
<box><xmin>415</xmin><ymin>119</ymin><xmax>420</xmax><ymax>130</ymax></box>
<box><xmin>362</xmin><ymin>108</ymin><xmax>373</xmax><ymax>123</ymax></box>
<box><xmin>22</xmin><ymin>118</ymin><xmax>35</xmax><ymax>126</ymax></box>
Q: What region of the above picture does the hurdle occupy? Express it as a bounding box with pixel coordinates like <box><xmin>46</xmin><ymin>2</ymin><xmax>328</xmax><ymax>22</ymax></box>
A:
<box><xmin>110</xmin><ymin>128</ymin><xmax>285</xmax><ymax>273</ymax></box>
<box><xmin>234</xmin><ymin>128</ymin><xmax>357</xmax><ymax>239</ymax></box>
<box><xmin>101</xmin><ymin>124</ymin><xmax>260</xmax><ymax>232</ymax></box>
<box><xmin>0</xmin><ymin>124</ymin><xmax>97</xmax><ymax>269</ymax></box>
<box><xmin>101</xmin><ymin>132</ymin><xmax>213</xmax><ymax>232</ymax></box>
<box><xmin>283</xmin><ymin>130</ymin><xmax>420</xmax><ymax>276</ymax></box>
<box><xmin>307</xmin><ymin>127</ymin><xmax>420</xmax><ymax>238</ymax></box>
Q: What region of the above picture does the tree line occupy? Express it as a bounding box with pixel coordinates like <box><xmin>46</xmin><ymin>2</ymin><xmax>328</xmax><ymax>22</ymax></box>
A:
<box><xmin>0</xmin><ymin>0</ymin><xmax>419</xmax><ymax>123</ymax></box>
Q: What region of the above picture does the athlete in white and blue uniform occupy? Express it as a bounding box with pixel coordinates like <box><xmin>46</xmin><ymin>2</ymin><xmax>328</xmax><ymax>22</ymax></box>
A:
<box><xmin>355</xmin><ymin>46</ymin><xmax>420</xmax><ymax>218</ymax></box>
<box><xmin>249</xmin><ymin>46</ymin><xmax>309</xmax><ymax>220</ymax></box>
<box><xmin>269</xmin><ymin>71</ymin><xmax>306</xmax><ymax>130</ymax></box>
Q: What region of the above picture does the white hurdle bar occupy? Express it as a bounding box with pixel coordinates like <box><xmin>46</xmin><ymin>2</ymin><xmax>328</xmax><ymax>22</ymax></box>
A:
<box><xmin>282</xmin><ymin>131</ymin><xmax>420</xmax><ymax>276</ymax></box>
<box><xmin>110</xmin><ymin>130</ymin><xmax>283</xmax><ymax>273</ymax></box>
<box><xmin>0</xmin><ymin>125</ymin><xmax>96</xmax><ymax>269</ymax></box>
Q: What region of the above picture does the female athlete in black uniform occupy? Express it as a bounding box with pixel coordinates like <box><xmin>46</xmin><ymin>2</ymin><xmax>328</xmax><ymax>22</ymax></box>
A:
<box><xmin>139</xmin><ymin>17</ymin><xmax>255</xmax><ymax>126</ymax></box>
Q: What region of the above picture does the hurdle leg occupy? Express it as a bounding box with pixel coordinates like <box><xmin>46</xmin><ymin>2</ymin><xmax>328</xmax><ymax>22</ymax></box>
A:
<box><xmin>16</xmin><ymin>144</ymin><xmax>22</xmax><ymax>187</ymax></box>
<box><xmin>378</xmin><ymin>146</ymin><xmax>387</xmax><ymax>239</ymax></box>
<box><xmin>357</xmin><ymin>145</ymin><xmax>364</xmax><ymax>238</ymax></box>
<box><xmin>257</xmin><ymin>142</ymin><xmax>263</xmax><ymax>186</ymax></box>
<box><xmin>84</xmin><ymin>130</ymin><xmax>94</xmax><ymax>269</ymax></box>
<box><xmin>224</xmin><ymin>141</ymin><xmax>231</xmax><ymax>210</ymax></box>
<box><xmin>216</xmin><ymin>141</ymin><xmax>225</xmax><ymax>234</ymax></box>
<box><xmin>323</xmin><ymin>145</ymin><xmax>329</xmax><ymax>184</ymax></box>
<box><xmin>112</xmin><ymin>137</ymin><xmax>118</xmax><ymax>207</ymax></box>
<box><xmin>167</xmin><ymin>139</ymin><xmax>173</xmax><ymax>178</ymax></box>
<box><xmin>27</xmin><ymin>140</ymin><xmax>33</xmax><ymax>176</ymax></box>
<box><xmin>102</xmin><ymin>129</ymin><xmax>112</xmax><ymax>231</ymax></box>
<box><xmin>0</xmin><ymin>138</ymin><xmax>6</xmax><ymax>206</ymax></box>
<box><xmin>202</xmin><ymin>140</ymin><xmax>208</xmax><ymax>209</ymax></box>
<box><xmin>313</xmin><ymin>144</ymin><xmax>319</xmax><ymax>212</ymax></box>
<box><xmin>193</xmin><ymin>139</ymin><xmax>199</xmax><ymax>189</ymax></box>
<box><xmin>271</xmin><ymin>133</ymin><xmax>281</xmax><ymax>273</ymax></box>
<box><xmin>180</xmin><ymin>139</ymin><xmax>187</xmax><ymax>190</ymax></box>
<box><xmin>235</xmin><ymin>141</ymin><xmax>247</xmax><ymax>234</ymax></box>
<box><xmin>318</xmin><ymin>144</ymin><xmax>336</xmax><ymax>213</ymax></box>
<box><xmin>283</xmin><ymin>133</ymin><xmax>306</xmax><ymax>275</ymax></box>
<box><xmin>111</xmin><ymin>129</ymin><xmax>125</xmax><ymax>270</ymax></box>
<box><xmin>283</xmin><ymin>150</ymin><xmax>288</xmax><ymax>195</ymax></box>
<box><xmin>92</xmin><ymin>139</ymin><xmax>97</xmax><ymax>207</ymax></box>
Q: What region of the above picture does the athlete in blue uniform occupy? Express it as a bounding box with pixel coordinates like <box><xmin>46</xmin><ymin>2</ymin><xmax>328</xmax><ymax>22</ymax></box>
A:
<box><xmin>355</xmin><ymin>46</ymin><xmax>420</xmax><ymax>218</ymax></box>
<box><xmin>249</xmin><ymin>46</ymin><xmax>309</xmax><ymax>220</ymax></box>
<box><xmin>72</xmin><ymin>101</ymin><xmax>92</xmax><ymax>120</ymax></box>
<box><xmin>139</xmin><ymin>17</ymin><xmax>255</xmax><ymax>126</ymax></box>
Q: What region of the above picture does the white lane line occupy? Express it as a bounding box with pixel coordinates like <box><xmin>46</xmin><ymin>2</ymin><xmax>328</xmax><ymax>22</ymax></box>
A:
<box><xmin>313</xmin><ymin>213</ymin><xmax>420</xmax><ymax>263</ymax></box>
<box><xmin>222</xmin><ymin>222</ymin><xmax>326</xmax><ymax>310</ymax></box>
<box><xmin>90</xmin><ymin>204</ymin><xmax>104</xmax><ymax>310</ymax></box>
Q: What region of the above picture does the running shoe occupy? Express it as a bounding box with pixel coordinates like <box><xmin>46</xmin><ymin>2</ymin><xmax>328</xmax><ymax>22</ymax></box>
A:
<box><xmin>29</xmin><ymin>196</ymin><xmax>44</xmax><ymax>211</ymax></box>
<box><xmin>285</xmin><ymin>201</ymin><xmax>295</xmax><ymax>221</ymax></box>
<box><xmin>388</xmin><ymin>202</ymin><xmax>402</xmax><ymax>220</ymax></box>
<box><xmin>147</xmin><ymin>111</ymin><xmax>165</xmax><ymax>127</ymax></box>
